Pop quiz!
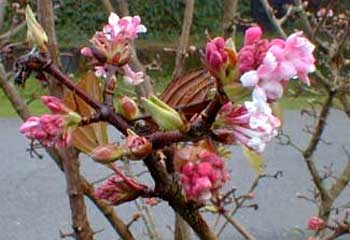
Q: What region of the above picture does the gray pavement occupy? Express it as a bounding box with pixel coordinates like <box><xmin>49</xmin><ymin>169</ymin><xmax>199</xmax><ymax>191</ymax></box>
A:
<box><xmin>1</xmin><ymin>110</ymin><xmax>350</xmax><ymax>240</ymax></box>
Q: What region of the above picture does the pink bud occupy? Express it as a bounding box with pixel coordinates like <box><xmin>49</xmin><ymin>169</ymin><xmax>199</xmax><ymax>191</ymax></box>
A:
<box><xmin>41</xmin><ymin>96</ymin><xmax>70</xmax><ymax>114</ymax></box>
<box><xmin>307</xmin><ymin>216</ymin><xmax>325</xmax><ymax>231</ymax></box>
<box><xmin>80</xmin><ymin>47</ymin><xmax>93</xmax><ymax>57</ymax></box>
<box><xmin>118</xmin><ymin>96</ymin><xmax>139</xmax><ymax>120</ymax></box>
<box><xmin>124</xmin><ymin>135</ymin><xmax>152</xmax><ymax>160</ymax></box>
<box><xmin>205</xmin><ymin>37</ymin><xmax>228</xmax><ymax>75</ymax></box>
<box><xmin>244</xmin><ymin>26</ymin><xmax>263</xmax><ymax>45</ymax></box>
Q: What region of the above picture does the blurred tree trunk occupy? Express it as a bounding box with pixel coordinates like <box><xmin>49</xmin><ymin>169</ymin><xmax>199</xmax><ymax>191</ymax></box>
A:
<box><xmin>0</xmin><ymin>0</ymin><xmax>7</xmax><ymax>30</ymax></box>
<box><xmin>37</xmin><ymin>1</ymin><xmax>94</xmax><ymax>239</ymax></box>
<box><xmin>223</xmin><ymin>0</ymin><xmax>238</xmax><ymax>39</ymax></box>
<box><xmin>172</xmin><ymin>0</ymin><xmax>194</xmax><ymax>80</ymax></box>
<box><xmin>37</xmin><ymin>0</ymin><xmax>64</xmax><ymax>98</ymax></box>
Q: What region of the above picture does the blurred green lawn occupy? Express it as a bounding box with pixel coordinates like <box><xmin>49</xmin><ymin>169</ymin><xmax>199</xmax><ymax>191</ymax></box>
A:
<box><xmin>0</xmin><ymin>73</ymin><xmax>328</xmax><ymax>117</ymax></box>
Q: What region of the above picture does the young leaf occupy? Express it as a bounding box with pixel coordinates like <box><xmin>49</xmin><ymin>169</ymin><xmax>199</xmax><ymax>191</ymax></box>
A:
<box><xmin>64</xmin><ymin>72</ymin><xmax>108</xmax><ymax>153</ymax></box>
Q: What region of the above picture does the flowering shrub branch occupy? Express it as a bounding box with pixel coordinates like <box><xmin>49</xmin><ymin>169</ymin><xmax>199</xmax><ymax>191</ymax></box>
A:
<box><xmin>10</xmin><ymin>3</ymin><xmax>343</xmax><ymax>240</ymax></box>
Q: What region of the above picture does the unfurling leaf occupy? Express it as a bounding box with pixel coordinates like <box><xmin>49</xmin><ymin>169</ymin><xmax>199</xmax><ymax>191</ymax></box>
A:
<box><xmin>25</xmin><ymin>5</ymin><xmax>48</xmax><ymax>51</ymax></box>
<box><xmin>242</xmin><ymin>146</ymin><xmax>265</xmax><ymax>176</ymax></box>
<box><xmin>64</xmin><ymin>72</ymin><xmax>108</xmax><ymax>153</ymax></box>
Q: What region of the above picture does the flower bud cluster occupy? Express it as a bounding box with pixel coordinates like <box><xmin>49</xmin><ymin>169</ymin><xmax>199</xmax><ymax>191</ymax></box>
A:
<box><xmin>19</xmin><ymin>96</ymin><xmax>81</xmax><ymax>148</ymax></box>
<box><xmin>95</xmin><ymin>175</ymin><xmax>146</xmax><ymax>205</ymax></box>
<box><xmin>180</xmin><ymin>150</ymin><xmax>229</xmax><ymax>203</ymax></box>
<box><xmin>81</xmin><ymin>13</ymin><xmax>146</xmax><ymax>85</ymax></box>
<box><xmin>238</xmin><ymin>26</ymin><xmax>315</xmax><ymax>101</ymax></box>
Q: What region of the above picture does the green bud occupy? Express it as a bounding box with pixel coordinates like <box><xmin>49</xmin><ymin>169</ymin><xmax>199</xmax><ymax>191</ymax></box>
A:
<box><xmin>142</xmin><ymin>95</ymin><xmax>187</xmax><ymax>132</ymax></box>
<box><xmin>65</xmin><ymin>111</ymin><xmax>82</xmax><ymax>127</ymax></box>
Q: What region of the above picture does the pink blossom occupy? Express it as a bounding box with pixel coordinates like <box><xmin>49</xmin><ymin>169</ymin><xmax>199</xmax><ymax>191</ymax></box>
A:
<box><xmin>205</xmin><ymin>37</ymin><xmax>228</xmax><ymax>77</ymax></box>
<box><xmin>283</xmin><ymin>32</ymin><xmax>316</xmax><ymax>85</ymax></box>
<box><xmin>122</xmin><ymin>64</ymin><xmax>144</xmax><ymax>85</ymax></box>
<box><xmin>307</xmin><ymin>216</ymin><xmax>325</xmax><ymax>231</ymax></box>
<box><xmin>180</xmin><ymin>150</ymin><xmax>228</xmax><ymax>202</ymax></box>
<box><xmin>214</xmin><ymin>94</ymin><xmax>281</xmax><ymax>153</ymax></box>
<box><xmin>103</xmin><ymin>13</ymin><xmax>147</xmax><ymax>42</ymax></box>
<box><xmin>239</xmin><ymin>28</ymin><xmax>315</xmax><ymax>100</ymax></box>
<box><xmin>95</xmin><ymin>175</ymin><xmax>146</xmax><ymax>205</ymax></box>
<box><xmin>82</xmin><ymin>12</ymin><xmax>146</xmax><ymax>67</ymax></box>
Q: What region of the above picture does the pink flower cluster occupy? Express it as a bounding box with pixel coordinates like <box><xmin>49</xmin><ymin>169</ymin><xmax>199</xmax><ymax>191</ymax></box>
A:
<box><xmin>81</xmin><ymin>13</ymin><xmax>145</xmax><ymax>85</ymax></box>
<box><xmin>19</xmin><ymin>96</ymin><xmax>80</xmax><ymax>148</ymax></box>
<box><xmin>20</xmin><ymin>114</ymin><xmax>68</xmax><ymax>148</ymax></box>
<box><xmin>214</xmin><ymin>89</ymin><xmax>281</xmax><ymax>153</ymax></box>
<box><xmin>239</xmin><ymin>26</ymin><xmax>316</xmax><ymax>101</ymax></box>
<box><xmin>95</xmin><ymin>175</ymin><xmax>145</xmax><ymax>205</ymax></box>
<box><xmin>238</xmin><ymin>26</ymin><xmax>270</xmax><ymax>74</ymax></box>
<box><xmin>180</xmin><ymin>150</ymin><xmax>229</xmax><ymax>202</ymax></box>
<box><xmin>103</xmin><ymin>13</ymin><xmax>147</xmax><ymax>42</ymax></box>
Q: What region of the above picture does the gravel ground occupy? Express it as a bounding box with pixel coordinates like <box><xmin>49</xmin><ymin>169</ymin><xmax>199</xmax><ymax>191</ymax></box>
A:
<box><xmin>1</xmin><ymin>110</ymin><xmax>349</xmax><ymax>240</ymax></box>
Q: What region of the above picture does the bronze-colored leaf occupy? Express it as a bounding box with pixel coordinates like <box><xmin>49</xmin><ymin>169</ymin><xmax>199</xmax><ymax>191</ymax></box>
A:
<box><xmin>64</xmin><ymin>72</ymin><xmax>108</xmax><ymax>153</ymax></box>
<box><xmin>161</xmin><ymin>69</ymin><xmax>215</xmax><ymax>117</ymax></box>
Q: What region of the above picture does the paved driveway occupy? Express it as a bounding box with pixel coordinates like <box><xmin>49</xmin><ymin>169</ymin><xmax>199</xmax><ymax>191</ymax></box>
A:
<box><xmin>1</xmin><ymin>110</ymin><xmax>349</xmax><ymax>239</ymax></box>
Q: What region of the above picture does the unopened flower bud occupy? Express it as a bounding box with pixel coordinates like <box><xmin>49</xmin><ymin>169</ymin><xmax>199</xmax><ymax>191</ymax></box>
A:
<box><xmin>80</xmin><ymin>47</ymin><xmax>93</xmax><ymax>57</ymax></box>
<box><xmin>41</xmin><ymin>96</ymin><xmax>71</xmax><ymax>114</ymax></box>
<box><xmin>25</xmin><ymin>5</ymin><xmax>48</xmax><ymax>51</ymax></box>
<box><xmin>307</xmin><ymin>216</ymin><xmax>326</xmax><ymax>231</ymax></box>
<box><xmin>142</xmin><ymin>95</ymin><xmax>187</xmax><ymax>132</ymax></box>
<box><xmin>123</xmin><ymin>129</ymin><xmax>152</xmax><ymax>160</ymax></box>
<box><xmin>118</xmin><ymin>96</ymin><xmax>139</xmax><ymax>120</ymax></box>
<box><xmin>95</xmin><ymin>175</ymin><xmax>146</xmax><ymax>205</ymax></box>
<box><xmin>90</xmin><ymin>143</ymin><xmax>124</xmax><ymax>163</ymax></box>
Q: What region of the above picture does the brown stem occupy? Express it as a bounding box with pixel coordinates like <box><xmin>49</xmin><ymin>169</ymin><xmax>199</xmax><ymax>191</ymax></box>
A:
<box><xmin>222</xmin><ymin>213</ymin><xmax>255</xmax><ymax>240</ymax></box>
<box><xmin>37</xmin><ymin>0</ymin><xmax>64</xmax><ymax>98</ymax></box>
<box><xmin>59</xmin><ymin>149</ymin><xmax>94</xmax><ymax>240</ymax></box>
<box><xmin>172</xmin><ymin>0</ymin><xmax>195</xmax><ymax>80</ymax></box>
<box><xmin>303</xmin><ymin>91</ymin><xmax>335</xmax><ymax>202</ymax></box>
